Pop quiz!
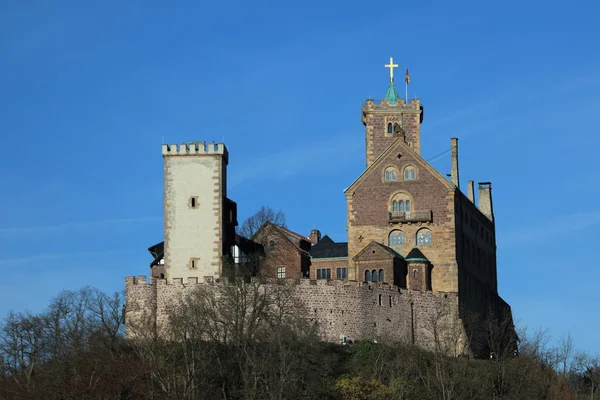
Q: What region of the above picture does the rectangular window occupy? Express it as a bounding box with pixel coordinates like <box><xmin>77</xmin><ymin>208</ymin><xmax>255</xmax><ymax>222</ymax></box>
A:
<box><xmin>277</xmin><ymin>266</ymin><xmax>286</xmax><ymax>279</ymax></box>
<box><xmin>317</xmin><ymin>268</ymin><xmax>331</xmax><ymax>280</ymax></box>
<box><xmin>336</xmin><ymin>267</ymin><xmax>347</xmax><ymax>280</ymax></box>
<box><xmin>189</xmin><ymin>258</ymin><xmax>199</xmax><ymax>269</ymax></box>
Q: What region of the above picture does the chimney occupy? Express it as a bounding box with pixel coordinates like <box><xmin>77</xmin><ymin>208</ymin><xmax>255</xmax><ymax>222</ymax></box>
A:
<box><xmin>467</xmin><ymin>180</ymin><xmax>475</xmax><ymax>204</ymax></box>
<box><xmin>308</xmin><ymin>229</ymin><xmax>321</xmax><ymax>244</ymax></box>
<box><xmin>478</xmin><ymin>182</ymin><xmax>494</xmax><ymax>222</ymax></box>
<box><xmin>450</xmin><ymin>137</ymin><xmax>460</xmax><ymax>188</ymax></box>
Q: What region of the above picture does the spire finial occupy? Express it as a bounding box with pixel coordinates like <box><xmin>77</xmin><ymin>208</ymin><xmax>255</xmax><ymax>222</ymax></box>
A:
<box><xmin>384</xmin><ymin>57</ymin><xmax>398</xmax><ymax>83</ymax></box>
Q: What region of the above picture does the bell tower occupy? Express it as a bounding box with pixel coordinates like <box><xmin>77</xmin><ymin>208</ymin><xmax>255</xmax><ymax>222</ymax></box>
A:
<box><xmin>362</xmin><ymin>57</ymin><xmax>424</xmax><ymax>167</ymax></box>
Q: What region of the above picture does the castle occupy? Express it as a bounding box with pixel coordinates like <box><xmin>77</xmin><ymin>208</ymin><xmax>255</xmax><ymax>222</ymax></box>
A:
<box><xmin>125</xmin><ymin>59</ymin><xmax>515</xmax><ymax>356</ymax></box>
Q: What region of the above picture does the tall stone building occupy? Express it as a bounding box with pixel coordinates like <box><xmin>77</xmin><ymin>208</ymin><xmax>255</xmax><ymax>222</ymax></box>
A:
<box><xmin>126</xmin><ymin>58</ymin><xmax>514</xmax><ymax>355</ymax></box>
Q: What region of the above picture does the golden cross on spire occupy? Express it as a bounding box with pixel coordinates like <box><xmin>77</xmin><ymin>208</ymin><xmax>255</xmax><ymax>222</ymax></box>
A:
<box><xmin>384</xmin><ymin>57</ymin><xmax>398</xmax><ymax>83</ymax></box>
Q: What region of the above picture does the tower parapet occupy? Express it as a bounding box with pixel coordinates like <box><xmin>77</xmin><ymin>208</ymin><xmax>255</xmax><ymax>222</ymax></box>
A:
<box><xmin>362</xmin><ymin>96</ymin><xmax>424</xmax><ymax>167</ymax></box>
<box><xmin>162</xmin><ymin>142</ymin><xmax>228</xmax><ymax>159</ymax></box>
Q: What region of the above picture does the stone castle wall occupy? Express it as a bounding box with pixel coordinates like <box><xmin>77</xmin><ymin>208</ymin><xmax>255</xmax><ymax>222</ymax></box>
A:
<box><xmin>125</xmin><ymin>276</ymin><xmax>467</xmax><ymax>354</ymax></box>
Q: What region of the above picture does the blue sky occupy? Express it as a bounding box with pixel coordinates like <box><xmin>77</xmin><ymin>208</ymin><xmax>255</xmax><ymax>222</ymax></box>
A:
<box><xmin>1</xmin><ymin>0</ymin><xmax>599</xmax><ymax>354</ymax></box>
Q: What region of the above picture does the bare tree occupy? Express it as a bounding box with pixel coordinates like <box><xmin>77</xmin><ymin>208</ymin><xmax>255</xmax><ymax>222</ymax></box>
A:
<box><xmin>146</xmin><ymin>275</ymin><xmax>320</xmax><ymax>399</ymax></box>
<box><xmin>237</xmin><ymin>205</ymin><xmax>287</xmax><ymax>239</ymax></box>
<box><xmin>0</xmin><ymin>311</ymin><xmax>49</xmax><ymax>392</ymax></box>
<box><xmin>557</xmin><ymin>333</ymin><xmax>574</xmax><ymax>377</ymax></box>
<box><xmin>571</xmin><ymin>351</ymin><xmax>600</xmax><ymax>399</ymax></box>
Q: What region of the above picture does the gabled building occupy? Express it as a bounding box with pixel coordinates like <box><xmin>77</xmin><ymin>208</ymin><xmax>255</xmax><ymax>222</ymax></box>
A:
<box><xmin>252</xmin><ymin>222</ymin><xmax>311</xmax><ymax>279</ymax></box>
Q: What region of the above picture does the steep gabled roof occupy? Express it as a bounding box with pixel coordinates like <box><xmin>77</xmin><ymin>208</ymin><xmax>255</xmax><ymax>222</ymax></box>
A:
<box><xmin>352</xmin><ymin>240</ymin><xmax>405</xmax><ymax>261</ymax></box>
<box><xmin>253</xmin><ymin>221</ymin><xmax>311</xmax><ymax>257</ymax></box>
<box><xmin>406</xmin><ymin>247</ymin><xmax>429</xmax><ymax>262</ymax></box>
<box><xmin>310</xmin><ymin>235</ymin><xmax>348</xmax><ymax>259</ymax></box>
<box><xmin>277</xmin><ymin>225</ymin><xmax>309</xmax><ymax>242</ymax></box>
<box><xmin>344</xmin><ymin>137</ymin><xmax>454</xmax><ymax>194</ymax></box>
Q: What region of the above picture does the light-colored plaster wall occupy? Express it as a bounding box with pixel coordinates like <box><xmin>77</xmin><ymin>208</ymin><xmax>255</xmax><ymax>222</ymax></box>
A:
<box><xmin>163</xmin><ymin>143</ymin><xmax>226</xmax><ymax>281</ymax></box>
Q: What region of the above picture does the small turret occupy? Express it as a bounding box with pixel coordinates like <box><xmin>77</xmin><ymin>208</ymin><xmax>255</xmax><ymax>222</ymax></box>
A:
<box><xmin>406</xmin><ymin>248</ymin><xmax>432</xmax><ymax>292</ymax></box>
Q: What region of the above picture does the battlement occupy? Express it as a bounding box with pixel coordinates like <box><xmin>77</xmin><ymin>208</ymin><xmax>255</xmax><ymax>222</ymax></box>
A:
<box><xmin>125</xmin><ymin>274</ymin><xmax>464</xmax><ymax>353</ymax></box>
<box><xmin>126</xmin><ymin>275</ymin><xmax>215</xmax><ymax>286</ymax></box>
<box><xmin>162</xmin><ymin>142</ymin><xmax>228</xmax><ymax>158</ymax></box>
<box><xmin>363</xmin><ymin>98</ymin><xmax>421</xmax><ymax>111</ymax></box>
<box><xmin>126</xmin><ymin>275</ymin><xmax>457</xmax><ymax>301</ymax></box>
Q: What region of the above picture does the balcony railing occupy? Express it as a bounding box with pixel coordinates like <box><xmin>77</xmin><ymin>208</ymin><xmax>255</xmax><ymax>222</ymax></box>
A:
<box><xmin>389</xmin><ymin>210</ymin><xmax>432</xmax><ymax>223</ymax></box>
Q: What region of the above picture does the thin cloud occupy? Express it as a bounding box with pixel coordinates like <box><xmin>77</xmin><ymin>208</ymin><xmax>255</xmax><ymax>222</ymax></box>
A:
<box><xmin>425</xmin><ymin>73</ymin><xmax>600</xmax><ymax>141</ymax></box>
<box><xmin>228</xmin><ymin>134</ymin><xmax>362</xmax><ymax>187</ymax></box>
<box><xmin>0</xmin><ymin>249</ymin><xmax>132</xmax><ymax>267</ymax></box>
<box><xmin>0</xmin><ymin>217</ymin><xmax>161</xmax><ymax>238</ymax></box>
<box><xmin>499</xmin><ymin>211</ymin><xmax>600</xmax><ymax>249</ymax></box>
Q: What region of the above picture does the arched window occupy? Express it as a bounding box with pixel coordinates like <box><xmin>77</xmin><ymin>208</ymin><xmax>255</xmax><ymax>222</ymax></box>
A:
<box><xmin>365</xmin><ymin>270</ymin><xmax>371</xmax><ymax>282</ymax></box>
<box><xmin>390</xmin><ymin>193</ymin><xmax>412</xmax><ymax>215</ymax></box>
<box><xmin>384</xmin><ymin>167</ymin><xmax>397</xmax><ymax>182</ymax></box>
<box><xmin>379</xmin><ymin>269</ymin><xmax>384</xmax><ymax>282</ymax></box>
<box><xmin>389</xmin><ymin>230</ymin><xmax>404</xmax><ymax>247</ymax></box>
<box><xmin>402</xmin><ymin>200</ymin><xmax>411</xmax><ymax>213</ymax></box>
<box><xmin>413</xmin><ymin>270</ymin><xmax>417</xmax><ymax>279</ymax></box>
<box><xmin>372</xmin><ymin>270</ymin><xmax>378</xmax><ymax>282</ymax></box>
<box><xmin>404</xmin><ymin>166</ymin><xmax>416</xmax><ymax>180</ymax></box>
<box><xmin>417</xmin><ymin>229</ymin><xmax>433</xmax><ymax>246</ymax></box>
<box><xmin>387</xmin><ymin>123</ymin><xmax>393</xmax><ymax>134</ymax></box>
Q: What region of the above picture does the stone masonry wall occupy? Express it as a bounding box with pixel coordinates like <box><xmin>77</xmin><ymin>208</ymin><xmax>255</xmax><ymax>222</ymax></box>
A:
<box><xmin>363</xmin><ymin>98</ymin><xmax>422</xmax><ymax>167</ymax></box>
<box><xmin>346</xmin><ymin>140</ymin><xmax>458</xmax><ymax>292</ymax></box>
<box><xmin>125</xmin><ymin>276</ymin><xmax>466</xmax><ymax>354</ymax></box>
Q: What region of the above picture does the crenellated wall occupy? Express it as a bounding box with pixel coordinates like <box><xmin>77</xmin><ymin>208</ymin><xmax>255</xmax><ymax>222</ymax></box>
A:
<box><xmin>162</xmin><ymin>142</ymin><xmax>228</xmax><ymax>159</ymax></box>
<box><xmin>125</xmin><ymin>276</ymin><xmax>468</xmax><ymax>355</ymax></box>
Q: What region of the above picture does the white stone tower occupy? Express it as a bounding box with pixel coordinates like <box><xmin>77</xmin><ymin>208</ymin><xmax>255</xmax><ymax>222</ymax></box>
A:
<box><xmin>162</xmin><ymin>142</ymin><xmax>228</xmax><ymax>281</ymax></box>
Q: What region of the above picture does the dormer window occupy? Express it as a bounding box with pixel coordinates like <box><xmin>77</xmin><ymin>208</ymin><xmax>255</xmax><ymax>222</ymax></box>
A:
<box><xmin>387</xmin><ymin>123</ymin><xmax>393</xmax><ymax>134</ymax></box>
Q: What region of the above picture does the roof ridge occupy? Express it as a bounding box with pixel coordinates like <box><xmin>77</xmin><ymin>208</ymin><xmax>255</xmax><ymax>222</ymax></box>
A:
<box><xmin>274</xmin><ymin>224</ymin><xmax>307</xmax><ymax>242</ymax></box>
